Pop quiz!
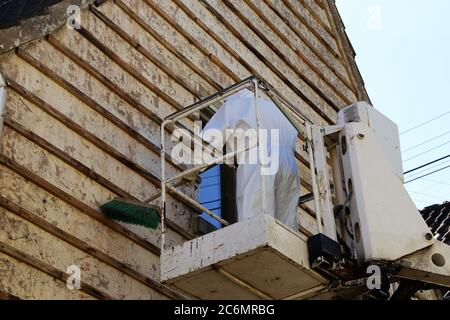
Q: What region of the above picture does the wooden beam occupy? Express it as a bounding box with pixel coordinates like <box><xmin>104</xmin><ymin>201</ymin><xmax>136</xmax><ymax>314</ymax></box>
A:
<box><xmin>104</xmin><ymin>1</ymin><xmax>316</xmax><ymax>188</ymax></box>
<box><xmin>5</xmin><ymin>76</ymin><xmax>196</xmax><ymax>241</ymax></box>
<box><xmin>193</xmin><ymin>0</ymin><xmax>337</xmax><ymax>123</ymax></box>
<box><xmin>119</xmin><ymin>0</ymin><xmax>230</xmax><ymax>89</ymax></box>
<box><xmin>322</xmin><ymin>0</ymin><xmax>370</xmax><ymax>102</ymax></box>
<box><xmin>169</xmin><ymin>0</ymin><xmax>254</xmax><ymax>77</ymax></box>
<box><xmin>299</xmin><ymin>0</ymin><xmax>334</xmax><ymax>36</ymax></box>
<box><xmin>0</xmin><ymin>291</ymin><xmax>21</xmax><ymax>300</ymax></box>
<box><xmin>95</xmin><ymin>2</ymin><xmax>224</xmax><ymax>92</ymax></box>
<box><xmin>0</xmin><ymin>241</ymin><xmax>111</xmax><ymax>300</ymax></box>
<box><xmin>282</xmin><ymin>0</ymin><xmax>339</xmax><ymax>56</ymax></box>
<box><xmin>262</xmin><ymin>0</ymin><xmax>351</xmax><ymax>90</ymax></box>
<box><xmin>4</xmin><ymin>118</ymin><xmax>132</xmax><ymax>200</ymax></box>
<box><xmin>156</xmin><ymin>0</ymin><xmax>330</xmax><ymax>126</ymax></box>
<box><xmin>3</xmin><ymin>118</ymin><xmax>184</xmax><ymax>227</ymax></box>
<box><xmin>314</xmin><ymin>0</ymin><xmax>326</xmax><ymax>10</ymax></box>
<box><xmin>6</xmin><ymin>78</ymin><xmax>159</xmax><ymax>187</ymax></box>
<box><xmin>47</xmin><ymin>34</ymin><xmax>204</xmax><ymax>174</ymax></box>
<box><xmin>75</xmin><ymin>26</ymin><xmax>199</xmax><ymax>123</ymax></box>
<box><xmin>16</xmin><ymin>49</ymin><xmax>186</xmax><ymax>173</ymax></box>
<box><xmin>0</xmin><ymin>250</ymin><xmax>94</xmax><ymax>299</ymax></box>
<box><xmin>18</xmin><ymin>39</ymin><xmax>316</xmax><ymax>194</ymax></box>
<box><xmin>0</xmin><ymin>163</ymin><xmax>167</xmax><ymax>286</ymax></box>
<box><xmin>0</xmin><ymin>152</ymin><xmax>161</xmax><ymax>255</ymax></box>
<box><xmin>0</xmin><ymin>196</ymin><xmax>186</xmax><ymax>299</ymax></box>
<box><xmin>223</xmin><ymin>0</ymin><xmax>348</xmax><ymax>108</ymax></box>
<box><xmin>244</xmin><ymin>0</ymin><xmax>356</xmax><ymax>98</ymax></box>
<box><xmin>47</xmin><ymin>35</ymin><xmax>162</xmax><ymax>124</ymax></box>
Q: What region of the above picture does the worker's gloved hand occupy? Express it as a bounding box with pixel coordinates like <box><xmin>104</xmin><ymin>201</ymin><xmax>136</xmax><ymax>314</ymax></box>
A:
<box><xmin>182</xmin><ymin>171</ymin><xmax>199</xmax><ymax>185</ymax></box>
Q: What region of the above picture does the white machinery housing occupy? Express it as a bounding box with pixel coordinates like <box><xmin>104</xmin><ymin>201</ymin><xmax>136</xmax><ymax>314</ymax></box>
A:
<box><xmin>317</xmin><ymin>102</ymin><xmax>433</xmax><ymax>264</ymax></box>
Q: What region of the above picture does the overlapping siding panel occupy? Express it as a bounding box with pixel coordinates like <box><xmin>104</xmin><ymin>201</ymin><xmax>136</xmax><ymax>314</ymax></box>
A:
<box><xmin>0</xmin><ymin>0</ymin><xmax>363</xmax><ymax>299</ymax></box>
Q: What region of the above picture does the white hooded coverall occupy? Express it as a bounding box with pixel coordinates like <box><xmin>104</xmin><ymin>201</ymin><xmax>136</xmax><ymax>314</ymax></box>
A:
<box><xmin>203</xmin><ymin>89</ymin><xmax>300</xmax><ymax>230</ymax></box>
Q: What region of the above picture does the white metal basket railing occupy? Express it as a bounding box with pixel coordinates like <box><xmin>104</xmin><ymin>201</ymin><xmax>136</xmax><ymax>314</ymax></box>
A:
<box><xmin>159</xmin><ymin>76</ymin><xmax>324</xmax><ymax>252</ymax></box>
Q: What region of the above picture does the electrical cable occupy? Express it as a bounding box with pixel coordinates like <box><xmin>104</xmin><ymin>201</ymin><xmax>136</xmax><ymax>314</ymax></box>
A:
<box><xmin>403</xmin><ymin>141</ymin><xmax>450</xmax><ymax>162</ymax></box>
<box><xmin>406</xmin><ymin>159</ymin><xmax>450</xmax><ymax>180</ymax></box>
<box><xmin>402</xmin><ymin>131</ymin><xmax>450</xmax><ymax>153</ymax></box>
<box><xmin>400</xmin><ymin>111</ymin><xmax>450</xmax><ymax>135</ymax></box>
<box><xmin>404</xmin><ymin>165</ymin><xmax>450</xmax><ymax>184</ymax></box>
<box><xmin>404</xmin><ymin>154</ymin><xmax>450</xmax><ymax>175</ymax></box>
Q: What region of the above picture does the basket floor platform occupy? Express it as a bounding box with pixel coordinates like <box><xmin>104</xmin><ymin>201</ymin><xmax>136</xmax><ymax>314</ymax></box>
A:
<box><xmin>161</xmin><ymin>215</ymin><xmax>328</xmax><ymax>300</ymax></box>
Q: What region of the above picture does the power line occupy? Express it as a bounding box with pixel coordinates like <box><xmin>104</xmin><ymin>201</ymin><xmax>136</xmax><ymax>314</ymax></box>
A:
<box><xmin>403</xmin><ymin>141</ymin><xmax>450</xmax><ymax>162</ymax></box>
<box><xmin>404</xmin><ymin>165</ymin><xmax>450</xmax><ymax>184</ymax></box>
<box><xmin>400</xmin><ymin>110</ymin><xmax>450</xmax><ymax>135</ymax></box>
<box><xmin>402</xmin><ymin>131</ymin><xmax>450</xmax><ymax>153</ymax></box>
<box><xmin>406</xmin><ymin>159</ymin><xmax>450</xmax><ymax>180</ymax></box>
<box><xmin>404</xmin><ymin>154</ymin><xmax>450</xmax><ymax>175</ymax></box>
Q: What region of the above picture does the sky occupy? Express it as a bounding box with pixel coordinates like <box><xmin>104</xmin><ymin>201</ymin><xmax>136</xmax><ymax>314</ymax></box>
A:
<box><xmin>336</xmin><ymin>0</ymin><xmax>450</xmax><ymax>209</ymax></box>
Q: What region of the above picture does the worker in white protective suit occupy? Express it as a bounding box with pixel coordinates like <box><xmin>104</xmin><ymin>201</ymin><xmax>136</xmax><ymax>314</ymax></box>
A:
<box><xmin>202</xmin><ymin>89</ymin><xmax>300</xmax><ymax>230</ymax></box>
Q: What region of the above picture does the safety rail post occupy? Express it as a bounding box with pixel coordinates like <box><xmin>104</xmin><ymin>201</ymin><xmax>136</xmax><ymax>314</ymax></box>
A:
<box><xmin>252</xmin><ymin>78</ymin><xmax>268</xmax><ymax>216</ymax></box>
<box><xmin>307</xmin><ymin>124</ymin><xmax>324</xmax><ymax>235</ymax></box>
<box><xmin>160</xmin><ymin>119</ymin><xmax>171</xmax><ymax>253</ymax></box>
<box><xmin>311</xmin><ymin>126</ymin><xmax>337</xmax><ymax>241</ymax></box>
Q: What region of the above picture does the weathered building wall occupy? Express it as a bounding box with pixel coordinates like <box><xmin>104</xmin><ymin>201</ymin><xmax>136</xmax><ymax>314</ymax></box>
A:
<box><xmin>0</xmin><ymin>0</ymin><xmax>367</xmax><ymax>299</ymax></box>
